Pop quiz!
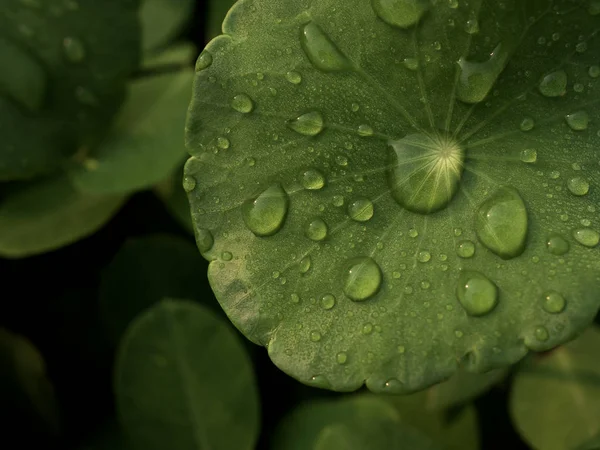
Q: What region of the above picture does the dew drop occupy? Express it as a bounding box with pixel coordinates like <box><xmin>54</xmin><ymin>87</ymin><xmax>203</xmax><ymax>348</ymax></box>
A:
<box><xmin>464</xmin><ymin>18</ymin><xmax>479</xmax><ymax>34</ymax></box>
<box><xmin>546</xmin><ymin>234</ymin><xmax>570</xmax><ymax>255</ymax></box>
<box><xmin>222</xmin><ymin>251</ymin><xmax>233</xmax><ymax>261</ymax></box>
<box><xmin>457</xmin><ymin>44</ymin><xmax>509</xmax><ymax>104</ymax></box>
<box><xmin>538</xmin><ymin>70</ymin><xmax>567</xmax><ymax>97</ymax></box>
<box><xmin>456</xmin><ymin>271</ymin><xmax>498</xmax><ymax>317</ymax></box>
<box><xmin>343</xmin><ymin>256</ymin><xmax>383</xmax><ymax>301</ymax></box>
<box><xmin>195</xmin><ymin>51</ymin><xmax>213</xmax><ymax>71</ymax></box>
<box><xmin>241</xmin><ymin>184</ymin><xmax>289</xmax><ymax>237</ymax></box>
<box><xmin>457</xmin><ymin>240</ymin><xmax>475</xmax><ymax>258</ymax></box>
<box><xmin>418</xmin><ymin>251</ymin><xmax>431</xmax><ymax>263</ymax></box>
<box><xmin>305</xmin><ymin>218</ymin><xmax>328</xmax><ymax>241</ymax></box>
<box><xmin>182</xmin><ymin>176</ymin><xmax>196</xmax><ymax>192</ymax></box>
<box><xmin>534</xmin><ymin>326</ymin><xmax>549</xmax><ymax>342</ymax></box>
<box><xmin>286</xmin><ymin>71</ymin><xmax>302</xmax><ymax>84</ymax></box>
<box><xmin>310</xmin><ymin>331</ymin><xmax>322</xmax><ymax>342</ymax></box>
<box><xmin>336</xmin><ymin>352</ymin><xmax>348</xmax><ymax>365</ymax></box>
<box><xmin>475</xmin><ymin>186</ymin><xmax>528</xmax><ymax>259</ymax></box>
<box><xmin>196</xmin><ymin>229</ymin><xmax>214</xmax><ymax>253</ymax></box>
<box><xmin>301</xmin><ymin>168</ymin><xmax>326</xmax><ymax>190</ymax></box>
<box><xmin>403</xmin><ymin>57</ymin><xmax>419</xmax><ymax>70</ymax></box>
<box><xmin>300</xmin><ymin>22</ymin><xmax>350</xmax><ymax>72</ymax></box>
<box><xmin>62</xmin><ymin>37</ymin><xmax>86</xmax><ymax>63</ymax></box>
<box><xmin>217</xmin><ymin>137</ymin><xmax>230</xmax><ymax>149</ymax></box>
<box><xmin>388</xmin><ymin>134</ymin><xmax>465</xmax><ymax>214</ymax></box>
<box><xmin>573</xmin><ymin>228</ymin><xmax>600</xmax><ymax>248</ymax></box>
<box><xmin>348</xmin><ymin>198</ymin><xmax>374</xmax><ymax>222</ymax></box>
<box><xmin>299</xmin><ymin>256</ymin><xmax>312</xmax><ymax>274</ymax></box>
<box><xmin>332</xmin><ymin>195</ymin><xmax>345</xmax><ymax>207</ymax></box>
<box><xmin>362</xmin><ymin>323</ymin><xmax>374</xmax><ymax>335</ymax></box>
<box><xmin>542</xmin><ymin>291</ymin><xmax>566</xmax><ymax>314</ymax></box>
<box><xmin>565</xmin><ymin>110</ymin><xmax>590</xmax><ymax>131</ymax></box>
<box><xmin>321</xmin><ymin>294</ymin><xmax>336</xmax><ymax>310</ymax></box>
<box><xmin>231</xmin><ymin>94</ymin><xmax>254</xmax><ymax>113</ymax></box>
<box><xmin>567</xmin><ymin>177</ymin><xmax>590</xmax><ymax>196</ymax></box>
<box><xmin>520</xmin><ymin>117</ymin><xmax>535</xmax><ymax>131</ymax></box>
<box><xmin>287</xmin><ymin>111</ymin><xmax>324</xmax><ymax>136</ymax></box>
<box><xmin>370</xmin><ymin>0</ymin><xmax>430</xmax><ymax>28</ymax></box>
<box><xmin>520</xmin><ymin>149</ymin><xmax>537</xmax><ymax>164</ymax></box>
<box><xmin>358</xmin><ymin>124</ymin><xmax>374</xmax><ymax>136</ymax></box>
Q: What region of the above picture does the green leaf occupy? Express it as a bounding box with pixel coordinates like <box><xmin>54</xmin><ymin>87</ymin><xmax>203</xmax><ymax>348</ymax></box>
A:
<box><xmin>206</xmin><ymin>0</ymin><xmax>236</xmax><ymax>40</ymax></box>
<box><xmin>0</xmin><ymin>0</ymin><xmax>141</xmax><ymax>180</ymax></box>
<box><xmin>99</xmin><ymin>234</ymin><xmax>216</xmax><ymax>343</ymax></box>
<box><xmin>115</xmin><ymin>299</ymin><xmax>260</xmax><ymax>450</ymax></box>
<box><xmin>0</xmin><ymin>328</ymin><xmax>60</xmax><ymax>435</ymax></box>
<box><xmin>273</xmin><ymin>395</ymin><xmax>441</xmax><ymax>450</ymax></box>
<box><xmin>154</xmin><ymin>161</ymin><xmax>195</xmax><ymax>234</ymax></box>
<box><xmin>0</xmin><ymin>176</ymin><xmax>126</xmax><ymax>258</ymax></box>
<box><xmin>140</xmin><ymin>0</ymin><xmax>195</xmax><ymax>52</ymax></box>
<box><xmin>509</xmin><ymin>325</ymin><xmax>600</xmax><ymax>450</ymax></box>
<box><xmin>69</xmin><ymin>44</ymin><xmax>195</xmax><ymax>195</ymax></box>
<box><xmin>577</xmin><ymin>432</ymin><xmax>600</xmax><ymax>450</ymax></box>
<box><xmin>185</xmin><ymin>0</ymin><xmax>600</xmax><ymax>392</ymax></box>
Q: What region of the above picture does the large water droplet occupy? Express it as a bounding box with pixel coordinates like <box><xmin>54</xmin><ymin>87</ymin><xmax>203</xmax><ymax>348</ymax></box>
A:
<box><xmin>567</xmin><ymin>177</ymin><xmax>590</xmax><ymax>196</ymax></box>
<box><xmin>456</xmin><ymin>271</ymin><xmax>498</xmax><ymax>316</ymax></box>
<box><xmin>388</xmin><ymin>133</ymin><xmax>465</xmax><ymax>214</ymax></box>
<box><xmin>538</xmin><ymin>70</ymin><xmax>567</xmax><ymax>97</ymax></box>
<box><xmin>573</xmin><ymin>228</ymin><xmax>599</xmax><ymax>248</ymax></box>
<box><xmin>196</xmin><ymin>229</ymin><xmax>214</xmax><ymax>253</ymax></box>
<box><xmin>565</xmin><ymin>111</ymin><xmax>590</xmax><ymax>131</ymax></box>
<box><xmin>475</xmin><ymin>186</ymin><xmax>528</xmax><ymax>259</ymax></box>
<box><xmin>241</xmin><ymin>184</ymin><xmax>289</xmax><ymax>237</ymax></box>
<box><xmin>546</xmin><ymin>234</ymin><xmax>570</xmax><ymax>255</ymax></box>
<box><xmin>300</xmin><ymin>22</ymin><xmax>350</xmax><ymax>72</ymax></box>
<box><xmin>195</xmin><ymin>51</ymin><xmax>213</xmax><ymax>71</ymax></box>
<box><xmin>348</xmin><ymin>198</ymin><xmax>374</xmax><ymax>222</ymax></box>
<box><xmin>231</xmin><ymin>94</ymin><xmax>254</xmax><ymax>113</ymax></box>
<box><xmin>301</xmin><ymin>169</ymin><xmax>326</xmax><ymax>190</ymax></box>
<box><xmin>305</xmin><ymin>218</ymin><xmax>328</xmax><ymax>241</ymax></box>
<box><xmin>542</xmin><ymin>291</ymin><xmax>566</xmax><ymax>314</ymax></box>
<box><xmin>457</xmin><ymin>44</ymin><xmax>509</xmax><ymax>104</ymax></box>
<box><xmin>371</xmin><ymin>0</ymin><xmax>430</xmax><ymax>29</ymax></box>
<box><xmin>321</xmin><ymin>294</ymin><xmax>336</xmax><ymax>310</ymax></box>
<box><xmin>62</xmin><ymin>37</ymin><xmax>86</xmax><ymax>63</ymax></box>
<box><xmin>343</xmin><ymin>257</ymin><xmax>383</xmax><ymax>301</ymax></box>
<box><xmin>457</xmin><ymin>240</ymin><xmax>475</xmax><ymax>258</ymax></box>
<box><xmin>287</xmin><ymin>111</ymin><xmax>324</xmax><ymax>136</ymax></box>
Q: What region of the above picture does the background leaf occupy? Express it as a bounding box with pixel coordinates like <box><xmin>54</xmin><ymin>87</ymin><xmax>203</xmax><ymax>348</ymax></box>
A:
<box><xmin>140</xmin><ymin>0</ymin><xmax>195</xmax><ymax>52</ymax></box>
<box><xmin>154</xmin><ymin>160</ymin><xmax>195</xmax><ymax>234</ymax></box>
<box><xmin>115</xmin><ymin>299</ymin><xmax>260</xmax><ymax>450</ymax></box>
<box><xmin>206</xmin><ymin>0</ymin><xmax>236</xmax><ymax>40</ymax></box>
<box><xmin>510</xmin><ymin>325</ymin><xmax>600</xmax><ymax>450</ymax></box>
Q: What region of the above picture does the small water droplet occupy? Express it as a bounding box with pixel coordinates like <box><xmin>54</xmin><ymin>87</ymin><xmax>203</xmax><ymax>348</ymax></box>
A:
<box><xmin>195</xmin><ymin>51</ymin><xmax>213</xmax><ymax>71</ymax></box>
<box><xmin>231</xmin><ymin>94</ymin><xmax>254</xmax><ymax>113</ymax></box>
<box><xmin>196</xmin><ymin>229</ymin><xmax>214</xmax><ymax>252</ymax></box>
<box><xmin>457</xmin><ymin>240</ymin><xmax>475</xmax><ymax>258</ymax></box>
<box><xmin>565</xmin><ymin>110</ymin><xmax>590</xmax><ymax>131</ymax></box>
<box><xmin>546</xmin><ymin>234</ymin><xmax>570</xmax><ymax>255</ymax></box>
<box><xmin>520</xmin><ymin>149</ymin><xmax>537</xmax><ymax>163</ymax></box>
<box><xmin>310</xmin><ymin>331</ymin><xmax>322</xmax><ymax>342</ymax></box>
<box><xmin>464</xmin><ymin>18</ymin><xmax>479</xmax><ymax>34</ymax></box>
<box><xmin>542</xmin><ymin>291</ymin><xmax>566</xmax><ymax>314</ymax></box>
<box><xmin>183</xmin><ymin>176</ymin><xmax>196</xmax><ymax>192</ymax></box>
<box><xmin>418</xmin><ymin>251</ymin><xmax>431</xmax><ymax>263</ymax></box>
<box><xmin>573</xmin><ymin>228</ymin><xmax>599</xmax><ymax>247</ymax></box>
<box><xmin>332</xmin><ymin>195</ymin><xmax>345</xmax><ymax>207</ymax></box>
<box><xmin>534</xmin><ymin>326</ymin><xmax>549</xmax><ymax>342</ymax></box>
<box><xmin>287</xmin><ymin>111</ymin><xmax>324</xmax><ymax>136</ymax></box>
<box><xmin>62</xmin><ymin>37</ymin><xmax>86</xmax><ymax>63</ymax></box>
<box><xmin>457</xmin><ymin>44</ymin><xmax>509</xmax><ymax>104</ymax></box>
<box><xmin>348</xmin><ymin>198</ymin><xmax>374</xmax><ymax>222</ymax></box>
<box><xmin>217</xmin><ymin>137</ymin><xmax>230</xmax><ymax>149</ymax></box>
<box><xmin>301</xmin><ymin>168</ymin><xmax>326</xmax><ymax>190</ymax></box>
<box><xmin>305</xmin><ymin>218</ymin><xmax>328</xmax><ymax>241</ymax></box>
<box><xmin>321</xmin><ymin>294</ymin><xmax>336</xmax><ymax>310</ymax></box>
<box><xmin>299</xmin><ymin>256</ymin><xmax>312</xmax><ymax>274</ymax></box>
<box><xmin>409</xmin><ymin>228</ymin><xmax>419</xmax><ymax>238</ymax></box>
<box><xmin>456</xmin><ymin>271</ymin><xmax>498</xmax><ymax>317</ymax></box>
<box><xmin>242</xmin><ymin>184</ymin><xmax>289</xmax><ymax>237</ymax></box>
<box><xmin>300</xmin><ymin>22</ymin><xmax>350</xmax><ymax>72</ymax></box>
<box><xmin>286</xmin><ymin>71</ymin><xmax>302</xmax><ymax>84</ymax></box>
<box><xmin>358</xmin><ymin>124</ymin><xmax>374</xmax><ymax>136</ymax></box>
<box><xmin>371</xmin><ymin>0</ymin><xmax>430</xmax><ymax>28</ymax></box>
<box><xmin>222</xmin><ymin>251</ymin><xmax>233</xmax><ymax>261</ymax></box>
<box><xmin>403</xmin><ymin>57</ymin><xmax>419</xmax><ymax>70</ymax></box>
<box><xmin>520</xmin><ymin>117</ymin><xmax>535</xmax><ymax>131</ymax></box>
<box><xmin>336</xmin><ymin>351</ymin><xmax>348</xmax><ymax>364</ymax></box>
<box><xmin>538</xmin><ymin>70</ymin><xmax>567</xmax><ymax>97</ymax></box>
<box><xmin>567</xmin><ymin>177</ymin><xmax>590</xmax><ymax>196</ymax></box>
<box><xmin>291</xmin><ymin>293</ymin><xmax>300</xmax><ymax>304</ymax></box>
<box><xmin>475</xmin><ymin>186</ymin><xmax>528</xmax><ymax>259</ymax></box>
<box><xmin>343</xmin><ymin>256</ymin><xmax>382</xmax><ymax>301</ymax></box>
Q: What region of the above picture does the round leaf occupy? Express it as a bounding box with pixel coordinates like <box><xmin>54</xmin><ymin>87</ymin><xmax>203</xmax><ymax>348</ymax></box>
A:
<box><xmin>0</xmin><ymin>0</ymin><xmax>141</xmax><ymax>180</ymax></box>
<box><xmin>510</xmin><ymin>325</ymin><xmax>600</xmax><ymax>450</ymax></box>
<box><xmin>115</xmin><ymin>299</ymin><xmax>260</xmax><ymax>450</ymax></box>
<box><xmin>185</xmin><ymin>0</ymin><xmax>600</xmax><ymax>393</ymax></box>
<box><xmin>0</xmin><ymin>176</ymin><xmax>126</xmax><ymax>258</ymax></box>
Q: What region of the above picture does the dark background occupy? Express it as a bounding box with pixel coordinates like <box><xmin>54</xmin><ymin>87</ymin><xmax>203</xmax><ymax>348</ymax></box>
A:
<box><xmin>0</xmin><ymin>1</ymin><xmax>556</xmax><ymax>448</ymax></box>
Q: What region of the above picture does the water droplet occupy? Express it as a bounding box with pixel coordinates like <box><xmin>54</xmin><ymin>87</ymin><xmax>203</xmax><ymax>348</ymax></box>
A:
<box><xmin>182</xmin><ymin>176</ymin><xmax>196</xmax><ymax>192</ymax></box>
<box><xmin>343</xmin><ymin>256</ymin><xmax>382</xmax><ymax>301</ymax></box>
<box><xmin>475</xmin><ymin>186</ymin><xmax>528</xmax><ymax>259</ymax></box>
<box><xmin>217</xmin><ymin>137</ymin><xmax>230</xmax><ymax>149</ymax></box>
<box><xmin>457</xmin><ymin>44</ymin><xmax>509</xmax><ymax>104</ymax></box>
<box><xmin>589</xmin><ymin>65</ymin><xmax>600</xmax><ymax>78</ymax></box>
<box><xmin>348</xmin><ymin>198</ymin><xmax>374</xmax><ymax>222</ymax></box>
<box><xmin>362</xmin><ymin>323</ymin><xmax>374</xmax><ymax>335</ymax></box>
<box><xmin>388</xmin><ymin>133</ymin><xmax>465</xmax><ymax>214</ymax></box>
<box><xmin>456</xmin><ymin>271</ymin><xmax>499</xmax><ymax>317</ymax></box>
<box><xmin>520</xmin><ymin>149</ymin><xmax>537</xmax><ymax>163</ymax></box>
<box><xmin>542</xmin><ymin>291</ymin><xmax>566</xmax><ymax>314</ymax></box>
<box><xmin>332</xmin><ymin>195</ymin><xmax>345</xmax><ymax>207</ymax></box>
<box><xmin>567</xmin><ymin>177</ymin><xmax>590</xmax><ymax>196</ymax></box>
<box><xmin>286</xmin><ymin>71</ymin><xmax>302</xmax><ymax>84</ymax></box>
<box><xmin>305</xmin><ymin>218</ymin><xmax>328</xmax><ymax>241</ymax></box>
<box><xmin>464</xmin><ymin>18</ymin><xmax>479</xmax><ymax>34</ymax></box>
<box><xmin>291</xmin><ymin>293</ymin><xmax>300</xmax><ymax>304</ymax></box>
<box><xmin>62</xmin><ymin>37</ymin><xmax>86</xmax><ymax>63</ymax></box>
<box><xmin>534</xmin><ymin>326</ymin><xmax>549</xmax><ymax>342</ymax></box>
<box><xmin>403</xmin><ymin>57</ymin><xmax>419</xmax><ymax>70</ymax></box>
<box><xmin>300</xmin><ymin>22</ymin><xmax>350</xmax><ymax>72</ymax></box>
<box><xmin>301</xmin><ymin>168</ymin><xmax>326</xmax><ymax>190</ymax></box>
<box><xmin>371</xmin><ymin>0</ymin><xmax>430</xmax><ymax>28</ymax></box>
<box><xmin>299</xmin><ymin>256</ymin><xmax>312</xmax><ymax>274</ymax></box>
<box><xmin>321</xmin><ymin>294</ymin><xmax>336</xmax><ymax>310</ymax></box>
<box><xmin>565</xmin><ymin>110</ymin><xmax>590</xmax><ymax>131</ymax></box>
<box><xmin>196</xmin><ymin>229</ymin><xmax>214</xmax><ymax>253</ymax></box>
<box><xmin>287</xmin><ymin>111</ymin><xmax>324</xmax><ymax>136</ymax></box>
<box><xmin>546</xmin><ymin>234</ymin><xmax>570</xmax><ymax>255</ymax></box>
<box><xmin>242</xmin><ymin>184</ymin><xmax>289</xmax><ymax>237</ymax></box>
<box><xmin>418</xmin><ymin>251</ymin><xmax>431</xmax><ymax>263</ymax></box>
<box><xmin>457</xmin><ymin>240</ymin><xmax>475</xmax><ymax>258</ymax></box>
<box><xmin>573</xmin><ymin>228</ymin><xmax>599</xmax><ymax>247</ymax></box>
<box><xmin>310</xmin><ymin>331</ymin><xmax>322</xmax><ymax>342</ymax></box>
<box><xmin>358</xmin><ymin>124</ymin><xmax>374</xmax><ymax>136</ymax></box>
<box><xmin>231</xmin><ymin>94</ymin><xmax>254</xmax><ymax>113</ymax></box>
<box><xmin>538</xmin><ymin>70</ymin><xmax>567</xmax><ymax>97</ymax></box>
<box><xmin>222</xmin><ymin>251</ymin><xmax>233</xmax><ymax>261</ymax></box>
<box><xmin>520</xmin><ymin>117</ymin><xmax>535</xmax><ymax>131</ymax></box>
<box><xmin>336</xmin><ymin>351</ymin><xmax>348</xmax><ymax>364</ymax></box>
<box><xmin>409</xmin><ymin>228</ymin><xmax>419</xmax><ymax>238</ymax></box>
<box><xmin>195</xmin><ymin>51</ymin><xmax>213</xmax><ymax>71</ymax></box>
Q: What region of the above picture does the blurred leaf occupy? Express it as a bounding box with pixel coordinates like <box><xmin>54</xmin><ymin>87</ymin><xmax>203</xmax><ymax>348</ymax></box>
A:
<box><xmin>273</xmin><ymin>395</ymin><xmax>441</xmax><ymax>450</ymax></box>
<box><xmin>69</xmin><ymin>44</ymin><xmax>195</xmax><ymax>196</ymax></box>
<box><xmin>206</xmin><ymin>0</ymin><xmax>236</xmax><ymax>40</ymax></box>
<box><xmin>510</xmin><ymin>325</ymin><xmax>600</xmax><ymax>450</ymax></box>
<box><xmin>154</xmin><ymin>161</ymin><xmax>194</xmax><ymax>234</ymax></box>
<box><xmin>80</xmin><ymin>421</ymin><xmax>129</xmax><ymax>450</ymax></box>
<box><xmin>115</xmin><ymin>299</ymin><xmax>260</xmax><ymax>450</ymax></box>
<box><xmin>0</xmin><ymin>328</ymin><xmax>60</xmax><ymax>435</ymax></box>
<box><xmin>424</xmin><ymin>368</ymin><xmax>509</xmax><ymax>411</ymax></box>
<box><xmin>141</xmin><ymin>0</ymin><xmax>195</xmax><ymax>52</ymax></box>
<box><xmin>576</xmin><ymin>432</ymin><xmax>600</xmax><ymax>450</ymax></box>
<box><xmin>0</xmin><ymin>176</ymin><xmax>126</xmax><ymax>258</ymax></box>
<box><xmin>99</xmin><ymin>234</ymin><xmax>215</xmax><ymax>344</ymax></box>
<box><xmin>0</xmin><ymin>0</ymin><xmax>141</xmax><ymax>180</ymax></box>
